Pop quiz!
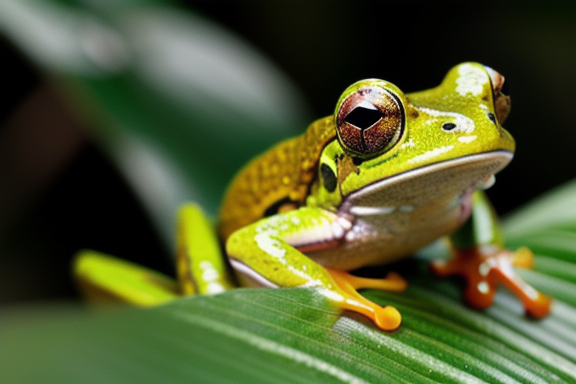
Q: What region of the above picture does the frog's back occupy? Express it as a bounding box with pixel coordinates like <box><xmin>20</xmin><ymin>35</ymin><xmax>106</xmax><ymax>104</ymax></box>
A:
<box><xmin>218</xmin><ymin>117</ymin><xmax>335</xmax><ymax>240</ymax></box>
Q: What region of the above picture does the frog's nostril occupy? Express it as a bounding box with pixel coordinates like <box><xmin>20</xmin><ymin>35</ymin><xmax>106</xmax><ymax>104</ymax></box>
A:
<box><xmin>442</xmin><ymin>122</ymin><xmax>457</xmax><ymax>131</ymax></box>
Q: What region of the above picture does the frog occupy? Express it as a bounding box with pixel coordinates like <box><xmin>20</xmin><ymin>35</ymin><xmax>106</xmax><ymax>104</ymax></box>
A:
<box><xmin>74</xmin><ymin>62</ymin><xmax>551</xmax><ymax>331</ymax></box>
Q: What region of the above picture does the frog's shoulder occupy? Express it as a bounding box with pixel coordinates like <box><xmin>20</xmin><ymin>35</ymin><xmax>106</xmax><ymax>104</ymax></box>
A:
<box><xmin>218</xmin><ymin>116</ymin><xmax>336</xmax><ymax>240</ymax></box>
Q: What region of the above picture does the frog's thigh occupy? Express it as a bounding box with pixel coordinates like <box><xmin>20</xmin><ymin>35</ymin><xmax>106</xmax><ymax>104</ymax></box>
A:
<box><xmin>226</xmin><ymin>207</ymin><xmax>339</xmax><ymax>289</ymax></box>
<box><xmin>74</xmin><ymin>250</ymin><xmax>179</xmax><ymax>306</ymax></box>
<box><xmin>177</xmin><ymin>204</ymin><xmax>235</xmax><ymax>295</ymax></box>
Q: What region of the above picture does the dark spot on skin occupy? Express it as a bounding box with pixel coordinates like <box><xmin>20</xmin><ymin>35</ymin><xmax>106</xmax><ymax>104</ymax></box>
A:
<box><xmin>487</xmin><ymin>112</ymin><xmax>496</xmax><ymax>124</ymax></box>
<box><xmin>321</xmin><ymin>163</ymin><xmax>337</xmax><ymax>192</ymax></box>
<box><xmin>352</xmin><ymin>157</ymin><xmax>364</xmax><ymax>166</ymax></box>
<box><xmin>442</xmin><ymin>122</ymin><xmax>457</xmax><ymax>131</ymax></box>
<box><xmin>482</xmin><ymin>95</ymin><xmax>489</xmax><ymax>102</ymax></box>
<box><xmin>410</xmin><ymin>110</ymin><xmax>419</xmax><ymax>119</ymax></box>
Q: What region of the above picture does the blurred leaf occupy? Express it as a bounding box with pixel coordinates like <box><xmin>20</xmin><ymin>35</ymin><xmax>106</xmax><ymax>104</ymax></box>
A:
<box><xmin>0</xmin><ymin>0</ymin><xmax>310</xmax><ymax>245</ymax></box>
<box><xmin>2</xmin><ymin>180</ymin><xmax>575</xmax><ymax>383</ymax></box>
<box><xmin>503</xmin><ymin>180</ymin><xmax>576</xmax><ymax>265</ymax></box>
<box><xmin>503</xmin><ymin>179</ymin><xmax>576</xmax><ymax>239</ymax></box>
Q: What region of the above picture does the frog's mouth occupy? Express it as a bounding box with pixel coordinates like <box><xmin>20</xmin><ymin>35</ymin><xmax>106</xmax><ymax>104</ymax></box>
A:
<box><xmin>339</xmin><ymin>150</ymin><xmax>513</xmax><ymax>218</ymax></box>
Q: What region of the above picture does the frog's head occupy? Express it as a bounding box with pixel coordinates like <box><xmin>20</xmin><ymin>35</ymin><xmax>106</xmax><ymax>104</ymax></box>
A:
<box><xmin>314</xmin><ymin>63</ymin><xmax>515</xmax><ymax>218</ymax></box>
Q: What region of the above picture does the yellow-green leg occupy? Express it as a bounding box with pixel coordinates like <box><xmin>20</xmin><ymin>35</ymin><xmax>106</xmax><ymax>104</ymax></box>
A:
<box><xmin>176</xmin><ymin>203</ymin><xmax>235</xmax><ymax>295</ymax></box>
<box><xmin>74</xmin><ymin>203</ymin><xmax>235</xmax><ymax>305</ymax></box>
<box><xmin>74</xmin><ymin>250</ymin><xmax>179</xmax><ymax>306</ymax></box>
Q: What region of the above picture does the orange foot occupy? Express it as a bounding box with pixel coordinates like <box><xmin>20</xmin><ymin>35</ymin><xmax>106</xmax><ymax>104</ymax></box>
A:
<box><xmin>430</xmin><ymin>245</ymin><xmax>552</xmax><ymax>318</ymax></box>
<box><xmin>325</xmin><ymin>268</ymin><xmax>407</xmax><ymax>331</ymax></box>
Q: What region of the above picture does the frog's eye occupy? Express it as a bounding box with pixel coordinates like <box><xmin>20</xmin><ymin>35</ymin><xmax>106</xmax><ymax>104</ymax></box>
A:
<box><xmin>336</xmin><ymin>86</ymin><xmax>404</xmax><ymax>158</ymax></box>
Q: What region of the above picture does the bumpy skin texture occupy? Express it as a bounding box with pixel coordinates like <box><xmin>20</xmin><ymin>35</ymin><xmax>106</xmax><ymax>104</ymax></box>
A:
<box><xmin>218</xmin><ymin>116</ymin><xmax>335</xmax><ymax>240</ymax></box>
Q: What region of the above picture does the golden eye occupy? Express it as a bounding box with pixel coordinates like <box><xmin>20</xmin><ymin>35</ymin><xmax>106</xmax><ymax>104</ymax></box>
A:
<box><xmin>336</xmin><ymin>86</ymin><xmax>404</xmax><ymax>158</ymax></box>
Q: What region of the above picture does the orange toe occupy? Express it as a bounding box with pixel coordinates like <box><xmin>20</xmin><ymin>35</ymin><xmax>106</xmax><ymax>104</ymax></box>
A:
<box><xmin>335</xmin><ymin>270</ymin><xmax>407</xmax><ymax>292</ymax></box>
<box><xmin>325</xmin><ymin>268</ymin><xmax>403</xmax><ymax>331</ymax></box>
<box><xmin>373</xmin><ymin>305</ymin><xmax>402</xmax><ymax>330</ymax></box>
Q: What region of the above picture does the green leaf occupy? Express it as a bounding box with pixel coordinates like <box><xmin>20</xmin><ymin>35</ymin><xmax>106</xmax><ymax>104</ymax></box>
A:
<box><xmin>2</xmin><ymin>180</ymin><xmax>576</xmax><ymax>383</ymax></box>
<box><xmin>503</xmin><ymin>179</ymin><xmax>576</xmax><ymax>238</ymax></box>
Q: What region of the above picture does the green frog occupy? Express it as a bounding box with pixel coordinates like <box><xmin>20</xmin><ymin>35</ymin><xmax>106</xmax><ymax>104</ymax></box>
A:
<box><xmin>75</xmin><ymin>62</ymin><xmax>551</xmax><ymax>331</ymax></box>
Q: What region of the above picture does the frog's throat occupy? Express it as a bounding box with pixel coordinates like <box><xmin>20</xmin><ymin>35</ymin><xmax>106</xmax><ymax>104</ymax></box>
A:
<box><xmin>339</xmin><ymin>150</ymin><xmax>513</xmax><ymax>215</ymax></box>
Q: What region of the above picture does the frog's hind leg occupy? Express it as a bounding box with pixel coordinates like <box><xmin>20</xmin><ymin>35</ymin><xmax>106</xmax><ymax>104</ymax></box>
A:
<box><xmin>177</xmin><ymin>203</ymin><xmax>235</xmax><ymax>295</ymax></box>
<box><xmin>431</xmin><ymin>190</ymin><xmax>552</xmax><ymax>318</ymax></box>
<box><xmin>432</xmin><ymin>246</ymin><xmax>551</xmax><ymax>317</ymax></box>
<box><xmin>74</xmin><ymin>250</ymin><xmax>179</xmax><ymax>306</ymax></box>
<box><xmin>74</xmin><ymin>203</ymin><xmax>234</xmax><ymax>306</ymax></box>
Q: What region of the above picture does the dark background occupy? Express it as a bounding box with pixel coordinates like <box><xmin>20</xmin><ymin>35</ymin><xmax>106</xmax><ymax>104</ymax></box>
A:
<box><xmin>1</xmin><ymin>1</ymin><xmax>574</xmax><ymax>304</ymax></box>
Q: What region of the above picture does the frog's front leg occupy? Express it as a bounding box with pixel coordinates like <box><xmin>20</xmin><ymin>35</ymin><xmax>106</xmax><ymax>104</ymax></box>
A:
<box><xmin>431</xmin><ymin>190</ymin><xmax>552</xmax><ymax>317</ymax></box>
<box><xmin>226</xmin><ymin>207</ymin><xmax>406</xmax><ymax>331</ymax></box>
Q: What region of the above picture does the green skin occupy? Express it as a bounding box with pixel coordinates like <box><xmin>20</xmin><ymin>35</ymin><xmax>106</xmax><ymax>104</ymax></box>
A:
<box><xmin>75</xmin><ymin>63</ymin><xmax>550</xmax><ymax>331</ymax></box>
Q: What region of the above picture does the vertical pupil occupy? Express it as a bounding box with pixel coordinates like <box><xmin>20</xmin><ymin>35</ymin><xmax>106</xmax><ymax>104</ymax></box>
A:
<box><xmin>344</xmin><ymin>107</ymin><xmax>382</xmax><ymax>129</ymax></box>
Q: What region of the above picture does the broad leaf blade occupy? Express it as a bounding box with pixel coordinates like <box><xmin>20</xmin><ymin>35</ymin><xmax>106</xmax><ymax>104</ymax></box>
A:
<box><xmin>2</xmin><ymin>177</ymin><xmax>575</xmax><ymax>384</ymax></box>
<box><xmin>2</xmin><ymin>282</ymin><xmax>575</xmax><ymax>384</ymax></box>
<box><xmin>2</xmin><ymin>182</ymin><xmax>576</xmax><ymax>383</ymax></box>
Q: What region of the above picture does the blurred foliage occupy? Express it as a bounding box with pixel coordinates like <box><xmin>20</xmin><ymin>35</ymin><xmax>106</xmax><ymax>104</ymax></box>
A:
<box><xmin>0</xmin><ymin>0</ymin><xmax>311</xmax><ymax>302</ymax></box>
<box><xmin>0</xmin><ymin>0</ymin><xmax>310</xmax><ymax>243</ymax></box>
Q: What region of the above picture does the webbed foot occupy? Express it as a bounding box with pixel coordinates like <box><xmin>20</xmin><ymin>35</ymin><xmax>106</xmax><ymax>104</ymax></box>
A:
<box><xmin>430</xmin><ymin>246</ymin><xmax>552</xmax><ymax>318</ymax></box>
